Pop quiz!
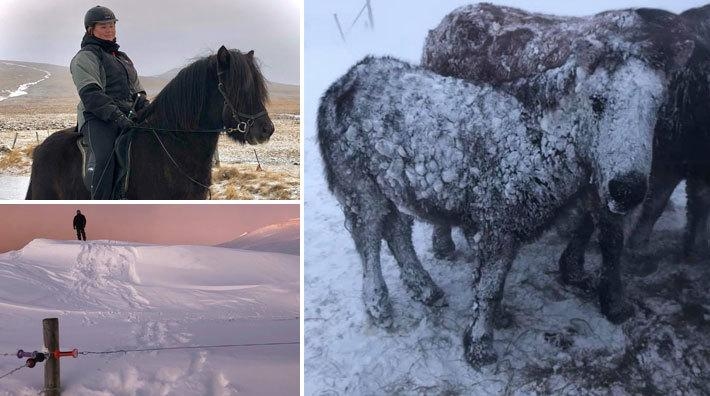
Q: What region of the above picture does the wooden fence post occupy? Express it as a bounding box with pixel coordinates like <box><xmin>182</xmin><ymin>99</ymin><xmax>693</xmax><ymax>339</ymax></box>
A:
<box><xmin>43</xmin><ymin>318</ymin><xmax>60</xmax><ymax>396</ymax></box>
<box><xmin>213</xmin><ymin>146</ymin><xmax>221</xmax><ymax>167</ymax></box>
<box><xmin>11</xmin><ymin>132</ymin><xmax>18</xmax><ymax>149</ymax></box>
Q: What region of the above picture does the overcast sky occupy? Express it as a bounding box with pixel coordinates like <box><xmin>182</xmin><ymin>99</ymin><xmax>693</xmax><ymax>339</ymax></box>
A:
<box><xmin>0</xmin><ymin>204</ymin><xmax>298</xmax><ymax>252</ymax></box>
<box><xmin>0</xmin><ymin>0</ymin><xmax>300</xmax><ymax>84</ymax></box>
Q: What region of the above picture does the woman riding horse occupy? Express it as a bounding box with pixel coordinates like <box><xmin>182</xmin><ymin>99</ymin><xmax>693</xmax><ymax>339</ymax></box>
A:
<box><xmin>71</xmin><ymin>5</ymin><xmax>149</xmax><ymax>199</ymax></box>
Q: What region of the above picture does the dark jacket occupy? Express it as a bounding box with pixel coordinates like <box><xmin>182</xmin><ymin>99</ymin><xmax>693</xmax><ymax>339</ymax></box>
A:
<box><xmin>70</xmin><ymin>34</ymin><xmax>148</xmax><ymax>130</ymax></box>
<box><xmin>73</xmin><ymin>214</ymin><xmax>87</xmax><ymax>229</ymax></box>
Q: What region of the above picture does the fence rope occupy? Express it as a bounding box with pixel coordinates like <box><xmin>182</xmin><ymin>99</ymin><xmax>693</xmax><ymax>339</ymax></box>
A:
<box><xmin>0</xmin><ymin>364</ymin><xmax>25</xmax><ymax>380</ymax></box>
<box><xmin>79</xmin><ymin>341</ymin><xmax>299</xmax><ymax>356</ymax></box>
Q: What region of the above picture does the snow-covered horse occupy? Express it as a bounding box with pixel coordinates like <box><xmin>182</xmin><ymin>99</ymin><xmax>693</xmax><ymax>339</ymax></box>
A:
<box><xmin>630</xmin><ymin>4</ymin><xmax>710</xmax><ymax>256</ymax></box>
<box><xmin>422</xmin><ymin>4</ymin><xmax>707</xmax><ymax>270</ymax></box>
<box><xmin>318</xmin><ymin>43</ymin><xmax>671</xmax><ymax>366</ymax></box>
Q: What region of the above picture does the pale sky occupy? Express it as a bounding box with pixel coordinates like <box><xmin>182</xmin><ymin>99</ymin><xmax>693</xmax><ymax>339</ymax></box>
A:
<box><xmin>0</xmin><ymin>204</ymin><xmax>298</xmax><ymax>252</ymax></box>
<box><xmin>0</xmin><ymin>0</ymin><xmax>300</xmax><ymax>84</ymax></box>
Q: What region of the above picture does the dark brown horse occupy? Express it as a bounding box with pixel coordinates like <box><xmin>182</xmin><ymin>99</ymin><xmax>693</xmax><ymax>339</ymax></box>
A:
<box><xmin>26</xmin><ymin>46</ymin><xmax>274</xmax><ymax>199</ymax></box>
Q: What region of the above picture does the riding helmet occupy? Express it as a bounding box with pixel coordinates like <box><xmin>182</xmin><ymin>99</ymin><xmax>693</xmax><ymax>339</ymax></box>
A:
<box><xmin>84</xmin><ymin>6</ymin><xmax>117</xmax><ymax>29</ymax></box>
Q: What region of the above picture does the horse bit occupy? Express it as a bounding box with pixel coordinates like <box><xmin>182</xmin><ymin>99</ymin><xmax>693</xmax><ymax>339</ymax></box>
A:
<box><xmin>216</xmin><ymin>70</ymin><xmax>267</xmax><ymax>134</ymax></box>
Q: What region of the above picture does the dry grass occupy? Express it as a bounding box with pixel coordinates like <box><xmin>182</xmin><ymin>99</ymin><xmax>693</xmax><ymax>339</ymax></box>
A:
<box><xmin>0</xmin><ymin>145</ymin><xmax>35</xmax><ymax>173</ymax></box>
<box><xmin>211</xmin><ymin>165</ymin><xmax>299</xmax><ymax>200</ymax></box>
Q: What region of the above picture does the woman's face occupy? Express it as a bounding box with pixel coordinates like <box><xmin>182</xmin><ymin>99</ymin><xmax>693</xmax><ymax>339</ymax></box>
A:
<box><xmin>92</xmin><ymin>21</ymin><xmax>116</xmax><ymax>41</ymax></box>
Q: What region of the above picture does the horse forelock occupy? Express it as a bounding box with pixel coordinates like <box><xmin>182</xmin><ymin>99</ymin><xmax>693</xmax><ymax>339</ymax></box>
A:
<box><xmin>223</xmin><ymin>50</ymin><xmax>269</xmax><ymax>112</ymax></box>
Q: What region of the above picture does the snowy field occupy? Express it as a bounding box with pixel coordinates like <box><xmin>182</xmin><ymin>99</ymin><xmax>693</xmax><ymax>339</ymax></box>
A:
<box><xmin>0</xmin><ymin>238</ymin><xmax>299</xmax><ymax>394</ymax></box>
<box><xmin>304</xmin><ymin>1</ymin><xmax>709</xmax><ymax>394</ymax></box>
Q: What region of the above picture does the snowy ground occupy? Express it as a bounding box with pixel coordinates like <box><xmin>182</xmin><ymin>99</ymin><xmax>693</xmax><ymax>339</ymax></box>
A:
<box><xmin>305</xmin><ymin>164</ymin><xmax>709</xmax><ymax>393</ymax></box>
<box><xmin>304</xmin><ymin>1</ymin><xmax>709</xmax><ymax>394</ymax></box>
<box><xmin>0</xmin><ymin>175</ymin><xmax>28</xmax><ymax>200</ymax></box>
<box><xmin>0</xmin><ymin>239</ymin><xmax>299</xmax><ymax>395</ymax></box>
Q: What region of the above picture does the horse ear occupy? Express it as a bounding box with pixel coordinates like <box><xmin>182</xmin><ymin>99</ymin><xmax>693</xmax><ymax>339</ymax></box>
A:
<box><xmin>247</xmin><ymin>50</ymin><xmax>254</xmax><ymax>58</ymax></box>
<box><xmin>217</xmin><ymin>45</ymin><xmax>230</xmax><ymax>67</ymax></box>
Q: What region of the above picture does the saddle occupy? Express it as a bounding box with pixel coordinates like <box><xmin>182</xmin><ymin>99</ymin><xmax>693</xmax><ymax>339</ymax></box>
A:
<box><xmin>76</xmin><ymin>129</ymin><xmax>134</xmax><ymax>199</ymax></box>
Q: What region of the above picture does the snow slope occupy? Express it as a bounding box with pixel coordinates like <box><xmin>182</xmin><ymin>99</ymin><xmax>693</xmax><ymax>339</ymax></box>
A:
<box><xmin>219</xmin><ymin>218</ymin><xmax>299</xmax><ymax>255</ymax></box>
<box><xmin>0</xmin><ymin>62</ymin><xmax>51</xmax><ymax>102</ymax></box>
<box><xmin>304</xmin><ymin>1</ymin><xmax>709</xmax><ymax>394</ymax></box>
<box><xmin>0</xmin><ymin>239</ymin><xmax>299</xmax><ymax>395</ymax></box>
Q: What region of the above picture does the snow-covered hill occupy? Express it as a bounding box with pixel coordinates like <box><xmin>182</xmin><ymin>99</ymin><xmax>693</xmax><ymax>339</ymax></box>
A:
<box><xmin>0</xmin><ymin>239</ymin><xmax>299</xmax><ymax>395</ymax></box>
<box><xmin>219</xmin><ymin>218</ymin><xmax>299</xmax><ymax>255</ymax></box>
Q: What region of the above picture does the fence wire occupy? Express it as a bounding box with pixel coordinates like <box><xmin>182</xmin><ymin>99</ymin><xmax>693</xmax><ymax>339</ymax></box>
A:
<box><xmin>79</xmin><ymin>340</ymin><xmax>300</xmax><ymax>356</ymax></box>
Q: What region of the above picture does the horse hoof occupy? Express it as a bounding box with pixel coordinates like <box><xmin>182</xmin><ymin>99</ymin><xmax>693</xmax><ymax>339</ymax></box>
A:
<box><xmin>463</xmin><ymin>332</ymin><xmax>497</xmax><ymax>368</ymax></box>
<box><xmin>433</xmin><ymin>245</ymin><xmax>455</xmax><ymax>260</ymax></box>
<box><xmin>366</xmin><ymin>302</ymin><xmax>394</xmax><ymax>329</ymax></box>
<box><xmin>602</xmin><ymin>301</ymin><xmax>635</xmax><ymax>325</ymax></box>
<box><xmin>624</xmin><ymin>252</ymin><xmax>659</xmax><ymax>277</ymax></box>
<box><xmin>422</xmin><ymin>285</ymin><xmax>447</xmax><ymax>308</ymax></box>
<box><xmin>561</xmin><ymin>272</ymin><xmax>595</xmax><ymax>293</ymax></box>
<box><xmin>493</xmin><ymin>308</ymin><xmax>515</xmax><ymax>329</ymax></box>
<box><xmin>684</xmin><ymin>243</ymin><xmax>710</xmax><ymax>263</ymax></box>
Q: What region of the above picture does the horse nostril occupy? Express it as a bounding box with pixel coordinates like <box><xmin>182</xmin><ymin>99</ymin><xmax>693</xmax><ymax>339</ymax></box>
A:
<box><xmin>608</xmin><ymin>172</ymin><xmax>647</xmax><ymax>209</ymax></box>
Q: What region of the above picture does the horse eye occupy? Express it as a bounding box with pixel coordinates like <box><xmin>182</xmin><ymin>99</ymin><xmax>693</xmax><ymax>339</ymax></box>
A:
<box><xmin>590</xmin><ymin>95</ymin><xmax>606</xmax><ymax>116</ymax></box>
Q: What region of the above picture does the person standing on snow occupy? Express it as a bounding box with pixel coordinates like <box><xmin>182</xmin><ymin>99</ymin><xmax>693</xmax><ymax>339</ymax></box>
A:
<box><xmin>73</xmin><ymin>210</ymin><xmax>87</xmax><ymax>241</ymax></box>
<box><xmin>70</xmin><ymin>5</ymin><xmax>150</xmax><ymax>199</ymax></box>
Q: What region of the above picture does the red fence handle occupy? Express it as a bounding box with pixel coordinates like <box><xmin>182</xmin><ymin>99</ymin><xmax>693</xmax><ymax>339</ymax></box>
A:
<box><xmin>52</xmin><ymin>348</ymin><xmax>78</xmax><ymax>359</ymax></box>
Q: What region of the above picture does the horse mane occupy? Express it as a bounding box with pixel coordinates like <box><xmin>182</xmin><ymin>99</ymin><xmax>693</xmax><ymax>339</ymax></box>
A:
<box><xmin>139</xmin><ymin>49</ymin><xmax>268</xmax><ymax>130</ymax></box>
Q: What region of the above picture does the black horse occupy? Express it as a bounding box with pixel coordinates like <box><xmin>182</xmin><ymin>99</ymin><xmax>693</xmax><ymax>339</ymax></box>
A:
<box><xmin>26</xmin><ymin>46</ymin><xmax>274</xmax><ymax>199</ymax></box>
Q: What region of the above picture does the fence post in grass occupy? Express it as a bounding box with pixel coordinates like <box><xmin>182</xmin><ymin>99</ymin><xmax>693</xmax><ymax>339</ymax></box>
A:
<box><xmin>11</xmin><ymin>132</ymin><xmax>18</xmax><ymax>149</ymax></box>
<box><xmin>43</xmin><ymin>318</ymin><xmax>60</xmax><ymax>396</ymax></box>
<box><xmin>35</xmin><ymin>131</ymin><xmax>39</xmax><ymax>143</ymax></box>
<box><xmin>213</xmin><ymin>146</ymin><xmax>221</xmax><ymax>167</ymax></box>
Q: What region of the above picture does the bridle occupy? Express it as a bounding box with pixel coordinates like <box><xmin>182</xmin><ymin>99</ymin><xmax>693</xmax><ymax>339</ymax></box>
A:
<box><xmin>216</xmin><ymin>69</ymin><xmax>267</xmax><ymax>134</ymax></box>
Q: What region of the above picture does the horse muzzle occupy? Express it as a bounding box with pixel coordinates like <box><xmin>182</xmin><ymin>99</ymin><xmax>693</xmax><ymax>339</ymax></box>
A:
<box><xmin>607</xmin><ymin>171</ymin><xmax>647</xmax><ymax>214</ymax></box>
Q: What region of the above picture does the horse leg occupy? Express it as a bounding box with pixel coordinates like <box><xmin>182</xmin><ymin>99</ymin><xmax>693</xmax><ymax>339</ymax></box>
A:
<box><xmin>628</xmin><ymin>167</ymin><xmax>682</xmax><ymax>249</ymax></box>
<box><xmin>558</xmin><ymin>211</ymin><xmax>595</xmax><ymax>291</ymax></box>
<box><xmin>338</xmin><ymin>178</ymin><xmax>394</xmax><ymax>328</ymax></box>
<box><xmin>463</xmin><ymin>233</ymin><xmax>516</xmax><ymax>367</ymax></box>
<box><xmin>684</xmin><ymin>175</ymin><xmax>710</xmax><ymax>258</ymax></box>
<box><xmin>432</xmin><ymin>224</ymin><xmax>456</xmax><ymax>259</ymax></box>
<box><xmin>383</xmin><ymin>211</ymin><xmax>446</xmax><ymax>307</ymax></box>
<box><xmin>597</xmin><ymin>210</ymin><xmax>634</xmax><ymax>324</ymax></box>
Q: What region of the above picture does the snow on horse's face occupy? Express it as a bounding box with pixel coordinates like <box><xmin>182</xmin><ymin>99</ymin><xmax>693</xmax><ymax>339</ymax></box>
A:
<box><xmin>574</xmin><ymin>56</ymin><xmax>665</xmax><ymax>213</ymax></box>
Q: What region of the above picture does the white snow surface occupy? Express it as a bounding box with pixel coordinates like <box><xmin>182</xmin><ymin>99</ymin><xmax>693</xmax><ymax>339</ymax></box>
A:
<box><xmin>0</xmin><ymin>175</ymin><xmax>29</xmax><ymax>200</ymax></box>
<box><xmin>305</xmin><ymin>2</ymin><xmax>709</xmax><ymax>394</ymax></box>
<box><xmin>0</xmin><ymin>239</ymin><xmax>299</xmax><ymax>395</ymax></box>
<box><xmin>219</xmin><ymin>218</ymin><xmax>299</xmax><ymax>255</ymax></box>
<box><xmin>0</xmin><ymin>62</ymin><xmax>51</xmax><ymax>102</ymax></box>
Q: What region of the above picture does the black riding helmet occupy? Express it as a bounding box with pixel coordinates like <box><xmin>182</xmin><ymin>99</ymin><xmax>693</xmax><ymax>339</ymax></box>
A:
<box><xmin>84</xmin><ymin>6</ymin><xmax>117</xmax><ymax>29</ymax></box>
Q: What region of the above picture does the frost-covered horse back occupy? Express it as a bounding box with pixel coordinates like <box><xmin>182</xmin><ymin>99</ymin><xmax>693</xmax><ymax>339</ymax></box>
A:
<box><xmin>318</xmin><ymin>50</ymin><xmax>667</xmax><ymax>367</ymax></box>
<box><xmin>422</xmin><ymin>3</ymin><xmax>692</xmax><ymax>91</ymax></box>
